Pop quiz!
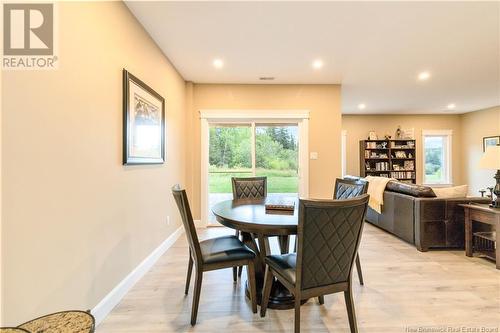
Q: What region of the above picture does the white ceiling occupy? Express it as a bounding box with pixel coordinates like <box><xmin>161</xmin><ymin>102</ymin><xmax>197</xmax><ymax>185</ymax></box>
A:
<box><xmin>126</xmin><ymin>1</ymin><xmax>500</xmax><ymax>114</ymax></box>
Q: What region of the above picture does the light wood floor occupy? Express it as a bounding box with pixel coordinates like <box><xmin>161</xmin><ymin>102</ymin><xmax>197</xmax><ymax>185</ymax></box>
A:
<box><xmin>97</xmin><ymin>223</ymin><xmax>500</xmax><ymax>333</ymax></box>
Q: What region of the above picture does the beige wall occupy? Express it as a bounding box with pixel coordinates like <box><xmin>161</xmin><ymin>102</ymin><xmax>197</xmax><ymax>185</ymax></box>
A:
<box><xmin>186</xmin><ymin>84</ymin><xmax>342</xmax><ymax>219</ymax></box>
<box><xmin>1</xmin><ymin>2</ymin><xmax>186</xmax><ymax>325</ymax></box>
<box><xmin>461</xmin><ymin>106</ymin><xmax>500</xmax><ymax>195</ymax></box>
<box><xmin>342</xmin><ymin>115</ymin><xmax>464</xmax><ymax>185</ymax></box>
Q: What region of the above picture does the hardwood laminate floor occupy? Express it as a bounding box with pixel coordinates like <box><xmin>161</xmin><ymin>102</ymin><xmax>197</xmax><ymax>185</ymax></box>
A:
<box><xmin>97</xmin><ymin>223</ymin><xmax>500</xmax><ymax>333</ymax></box>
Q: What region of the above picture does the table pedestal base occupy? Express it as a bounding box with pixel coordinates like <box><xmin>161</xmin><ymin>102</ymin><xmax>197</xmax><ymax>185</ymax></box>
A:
<box><xmin>245</xmin><ymin>278</ymin><xmax>307</xmax><ymax>310</ymax></box>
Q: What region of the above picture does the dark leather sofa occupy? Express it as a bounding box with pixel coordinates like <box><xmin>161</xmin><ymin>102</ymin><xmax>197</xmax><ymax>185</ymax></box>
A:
<box><xmin>362</xmin><ymin>180</ymin><xmax>490</xmax><ymax>251</ymax></box>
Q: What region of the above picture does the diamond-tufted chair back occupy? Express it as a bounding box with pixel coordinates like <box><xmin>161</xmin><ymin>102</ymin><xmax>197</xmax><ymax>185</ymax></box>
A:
<box><xmin>296</xmin><ymin>195</ymin><xmax>369</xmax><ymax>290</ymax></box>
<box><xmin>172</xmin><ymin>185</ymin><xmax>202</xmax><ymax>265</ymax></box>
<box><xmin>232</xmin><ymin>177</ymin><xmax>267</xmax><ymax>199</ymax></box>
<box><xmin>334</xmin><ymin>178</ymin><xmax>368</xmax><ymax>200</ymax></box>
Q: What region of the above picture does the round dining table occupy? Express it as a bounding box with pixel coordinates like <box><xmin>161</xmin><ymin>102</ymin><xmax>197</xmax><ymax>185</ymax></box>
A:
<box><xmin>212</xmin><ymin>196</ymin><xmax>301</xmax><ymax>310</ymax></box>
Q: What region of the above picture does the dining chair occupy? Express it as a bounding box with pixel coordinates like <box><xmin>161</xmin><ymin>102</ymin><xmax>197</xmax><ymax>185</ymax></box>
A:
<box><xmin>334</xmin><ymin>177</ymin><xmax>369</xmax><ymax>285</ymax></box>
<box><xmin>16</xmin><ymin>310</ymin><xmax>95</xmax><ymax>333</ymax></box>
<box><xmin>260</xmin><ymin>195</ymin><xmax>370</xmax><ymax>333</ymax></box>
<box><xmin>232</xmin><ymin>176</ymin><xmax>267</xmax><ymax>199</ymax></box>
<box><xmin>172</xmin><ymin>185</ymin><xmax>258</xmax><ymax>325</ymax></box>
<box><xmin>231</xmin><ymin>176</ymin><xmax>267</xmax><ymax>279</ymax></box>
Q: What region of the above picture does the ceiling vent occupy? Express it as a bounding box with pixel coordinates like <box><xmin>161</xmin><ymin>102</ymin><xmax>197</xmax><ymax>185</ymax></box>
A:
<box><xmin>259</xmin><ymin>77</ymin><xmax>275</xmax><ymax>81</ymax></box>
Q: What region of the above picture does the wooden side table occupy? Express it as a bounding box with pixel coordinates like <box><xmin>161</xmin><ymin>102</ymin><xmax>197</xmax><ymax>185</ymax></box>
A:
<box><xmin>460</xmin><ymin>203</ymin><xmax>500</xmax><ymax>269</ymax></box>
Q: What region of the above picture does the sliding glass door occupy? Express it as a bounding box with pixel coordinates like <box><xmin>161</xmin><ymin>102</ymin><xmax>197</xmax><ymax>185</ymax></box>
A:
<box><xmin>208</xmin><ymin>124</ymin><xmax>252</xmax><ymax>224</ymax></box>
<box><xmin>207</xmin><ymin>122</ymin><xmax>300</xmax><ymax>224</ymax></box>
<box><xmin>255</xmin><ymin>125</ymin><xmax>299</xmax><ymax>195</ymax></box>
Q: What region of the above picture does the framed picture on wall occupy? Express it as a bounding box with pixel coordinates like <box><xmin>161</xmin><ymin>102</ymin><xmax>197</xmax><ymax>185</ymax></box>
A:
<box><xmin>123</xmin><ymin>69</ymin><xmax>165</xmax><ymax>165</ymax></box>
<box><xmin>483</xmin><ymin>135</ymin><xmax>500</xmax><ymax>152</ymax></box>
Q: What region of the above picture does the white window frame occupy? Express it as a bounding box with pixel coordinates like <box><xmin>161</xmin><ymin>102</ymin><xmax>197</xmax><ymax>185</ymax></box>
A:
<box><xmin>200</xmin><ymin>110</ymin><xmax>310</xmax><ymax>226</ymax></box>
<box><xmin>422</xmin><ymin>129</ymin><xmax>453</xmax><ymax>186</ymax></box>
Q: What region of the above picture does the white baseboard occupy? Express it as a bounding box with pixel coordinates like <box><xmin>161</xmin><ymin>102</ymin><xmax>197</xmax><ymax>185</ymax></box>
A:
<box><xmin>92</xmin><ymin>225</ymin><xmax>184</xmax><ymax>326</ymax></box>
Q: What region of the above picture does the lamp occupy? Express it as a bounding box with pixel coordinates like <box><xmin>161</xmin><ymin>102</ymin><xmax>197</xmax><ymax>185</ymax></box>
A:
<box><xmin>479</xmin><ymin>145</ymin><xmax>500</xmax><ymax>208</ymax></box>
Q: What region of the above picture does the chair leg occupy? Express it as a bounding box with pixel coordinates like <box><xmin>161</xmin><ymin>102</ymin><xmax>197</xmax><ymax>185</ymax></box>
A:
<box><xmin>246</xmin><ymin>261</ymin><xmax>257</xmax><ymax>314</ymax></box>
<box><xmin>191</xmin><ymin>271</ymin><xmax>203</xmax><ymax>326</ymax></box>
<box><xmin>235</xmin><ymin>230</ymin><xmax>243</xmax><ymax>279</ymax></box>
<box><xmin>344</xmin><ymin>285</ymin><xmax>358</xmax><ymax>333</ymax></box>
<box><xmin>318</xmin><ymin>295</ymin><xmax>324</xmax><ymax>305</ymax></box>
<box><xmin>185</xmin><ymin>255</ymin><xmax>193</xmax><ymax>295</ymax></box>
<box><xmin>355</xmin><ymin>254</ymin><xmax>364</xmax><ymax>286</ymax></box>
<box><xmin>294</xmin><ymin>296</ymin><xmax>301</xmax><ymax>333</ymax></box>
<box><xmin>232</xmin><ymin>267</ymin><xmax>237</xmax><ymax>282</ymax></box>
<box><xmin>260</xmin><ymin>266</ymin><xmax>274</xmax><ymax>317</ymax></box>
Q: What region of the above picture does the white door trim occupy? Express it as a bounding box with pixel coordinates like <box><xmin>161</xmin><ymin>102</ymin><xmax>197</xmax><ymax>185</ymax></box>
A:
<box><xmin>200</xmin><ymin>110</ymin><xmax>310</xmax><ymax>226</ymax></box>
<box><xmin>200</xmin><ymin>110</ymin><xmax>310</xmax><ymax>121</ymax></box>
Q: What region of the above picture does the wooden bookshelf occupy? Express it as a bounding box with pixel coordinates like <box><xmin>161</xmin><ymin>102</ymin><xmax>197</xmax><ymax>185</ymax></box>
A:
<box><xmin>360</xmin><ymin>139</ymin><xmax>416</xmax><ymax>184</ymax></box>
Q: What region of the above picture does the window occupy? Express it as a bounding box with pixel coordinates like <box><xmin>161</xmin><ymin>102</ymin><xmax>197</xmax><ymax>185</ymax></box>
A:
<box><xmin>422</xmin><ymin>130</ymin><xmax>452</xmax><ymax>185</ymax></box>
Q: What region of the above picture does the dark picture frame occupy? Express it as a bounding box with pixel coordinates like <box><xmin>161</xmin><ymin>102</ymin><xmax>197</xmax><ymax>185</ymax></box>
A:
<box><xmin>483</xmin><ymin>135</ymin><xmax>500</xmax><ymax>152</ymax></box>
<box><xmin>123</xmin><ymin>69</ymin><xmax>165</xmax><ymax>165</ymax></box>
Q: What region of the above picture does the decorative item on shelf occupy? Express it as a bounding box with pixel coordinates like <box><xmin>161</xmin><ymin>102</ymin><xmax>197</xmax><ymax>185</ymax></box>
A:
<box><xmin>404</xmin><ymin>160</ymin><xmax>414</xmax><ymax>170</ymax></box>
<box><xmin>408</xmin><ymin>152</ymin><xmax>413</xmax><ymax>158</ymax></box>
<box><xmin>395</xmin><ymin>151</ymin><xmax>407</xmax><ymax>158</ymax></box>
<box><xmin>123</xmin><ymin>69</ymin><xmax>165</xmax><ymax>165</ymax></box>
<box><xmin>368</xmin><ymin>131</ymin><xmax>378</xmax><ymax>140</ymax></box>
<box><xmin>381</xmin><ymin>142</ymin><xmax>388</xmax><ymax>149</ymax></box>
<box><xmin>395</xmin><ymin>126</ymin><xmax>402</xmax><ymax>139</ymax></box>
<box><xmin>479</xmin><ymin>189</ymin><xmax>486</xmax><ymax>197</ymax></box>
<box><xmin>384</xmin><ymin>134</ymin><xmax>392</xmax><ymax>140</ymax></box>
<box><xmin>483</xmin><ymin>136</ymin><xmax>500</xmax><ymax>152</ymax></box>
<box><xmin>487</xmin><ymin>187</ymin><xmax>494</xmax><ymax>199</ymax></box>
<box><xmin>478</xmin><ymin>145</ymin><xmax>500</xmax><ymax>208</ymax></box>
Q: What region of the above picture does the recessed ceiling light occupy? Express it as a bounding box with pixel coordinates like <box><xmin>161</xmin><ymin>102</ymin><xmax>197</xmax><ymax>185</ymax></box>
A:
<box><xmin>447</xmin><ymin>103</ymin><xmax>456</xmax><ymax>110</ymax></box>
<box><xmin>358</xmin><ymin>103</ymin><xmax>366</xmax><ymax>110</ymax></box>
<box><xmin>312</xmin><ymin>59</ymin><xmax>323</xmax><ymax>70</ymax></box>
<box><xmin>213</xmin><ymin>58</ymin><xmax>224</xmax><ymax>69</ymax></box>
<box><xmin>418</xmin><ymin>71</ymin><xmax>431</xmax><ymax>81</ymax></box>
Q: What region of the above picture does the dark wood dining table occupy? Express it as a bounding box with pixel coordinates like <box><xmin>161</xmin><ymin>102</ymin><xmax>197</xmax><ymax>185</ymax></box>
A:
<box><xmin>211</xmin><ymin>196</ymin><xmax>300</xmax><ymax>310</ymax></box>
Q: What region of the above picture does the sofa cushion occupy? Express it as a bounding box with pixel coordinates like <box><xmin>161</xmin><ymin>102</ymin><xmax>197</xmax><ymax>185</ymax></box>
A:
<box><xmin>386</xmin><ymin>181</ymin><xmax>436</xmax><ymax>198</ymax></box>
<box><xmin>431</xmin><ymin>185</ymin><xmax>468</xmax><ymax>198</ymax></box>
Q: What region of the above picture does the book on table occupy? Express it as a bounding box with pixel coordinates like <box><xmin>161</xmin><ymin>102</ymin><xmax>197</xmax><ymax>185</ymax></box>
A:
<box><xmin>265</xmin><ymin>197</ymin><xmax>295</xmax><ymax>212</ymax></box>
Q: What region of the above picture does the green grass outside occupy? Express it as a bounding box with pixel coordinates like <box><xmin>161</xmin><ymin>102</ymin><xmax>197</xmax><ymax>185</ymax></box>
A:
<box><xmin>209</xmin><ymin>168</ymin><xmax>298</xmax><ymax>193</ymax></box>
<box><xmin>425</xmin><ymin>169</ymin><xmax>442</xmax><ymax>182</ymax></box>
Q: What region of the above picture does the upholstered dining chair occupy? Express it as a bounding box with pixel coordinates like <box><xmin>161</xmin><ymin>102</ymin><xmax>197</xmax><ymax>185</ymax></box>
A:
<box><xmin>232</xmin><ymin>176</ymin><xmax>267</xmax><ymax>199</ymax></box>
<box><xmin>334</xmin><ymin>177</ymin><xmax>369</xmax><ymax>285</ymax></box>
<box><xmin>260</xmin><ymin>195</ymin><xmax>370</xmax><ymax>333</ymax></box>
<box><xmin>172</xmin><ymin>185</ymin><xmax>258</xmax><ymax>325</ymax></box>
<box><xmin>231</xmin><ymin>176</ymin><xmax>267</xmax><ymax>279</ymax></box>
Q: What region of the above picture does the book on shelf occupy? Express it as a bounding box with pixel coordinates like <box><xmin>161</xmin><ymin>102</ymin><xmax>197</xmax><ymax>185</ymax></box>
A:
<box><xmin>390</xmin><ymin>171</ymin><xmax>415</xmax><ymax>179</ymax></box>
